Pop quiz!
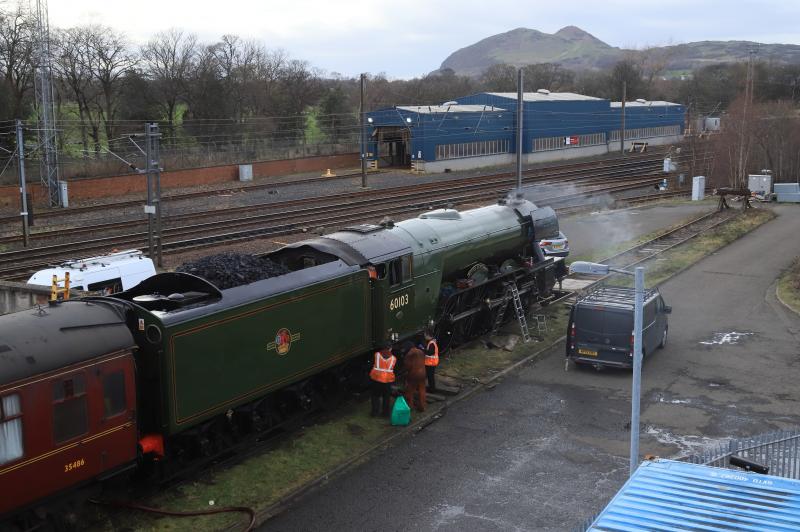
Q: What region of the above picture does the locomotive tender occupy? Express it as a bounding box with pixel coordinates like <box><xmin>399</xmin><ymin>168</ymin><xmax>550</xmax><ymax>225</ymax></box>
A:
<box><xmin>0</xmin><ymin>198</ymin><xmax>564</xmax><ymax>523</ymax></box>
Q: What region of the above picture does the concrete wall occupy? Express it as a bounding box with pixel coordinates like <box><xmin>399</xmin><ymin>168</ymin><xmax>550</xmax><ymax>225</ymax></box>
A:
<box><xmin>0</xmin><ymin>153</ymin><xmax>359</xmax><ymax>209</ymax></box>
<box><xmin>0</xmin><ymin>281</ymin><xmax>51</xmax><ymax>315</ymax></box>
<box><xmin>629</xmin><ymin>135</ymin><xmax>682</xmax><ymax>149</ymax></box>
<box><xmin>525</xmin><ymin>144</ymin><xmax>608</xmax><ymax>165</ymax></box>
<box><xmin>420</xmin><ymin>153</ymin><xmax>515</xmax><ymax>173</ymax></box>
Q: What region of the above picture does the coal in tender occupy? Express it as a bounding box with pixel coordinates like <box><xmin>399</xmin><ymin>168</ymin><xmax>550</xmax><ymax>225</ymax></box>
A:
<box><xmin>176</xmin><ymin>252</ymin><xmax>290</xmax><ymax>289</ymax></box>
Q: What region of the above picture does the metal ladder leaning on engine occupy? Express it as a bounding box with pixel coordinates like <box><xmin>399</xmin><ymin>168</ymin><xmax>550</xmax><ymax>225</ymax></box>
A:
<box><xmin>492</xmin><ymin>281</ymin><xmax>531</xmax><ymax>343</ymax></box>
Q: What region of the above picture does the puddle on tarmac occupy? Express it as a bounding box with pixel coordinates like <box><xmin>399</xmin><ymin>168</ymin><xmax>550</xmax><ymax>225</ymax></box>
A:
<box><xmin>659</xmin><ymin>398</ymin><xmax>691</xmax><ymax>404</ymax></box>
<box><xmin>644</xmin><ymin>425</ymin><xmax>724</xmax><ymax>457</ymax></box>
<box><xmin>699</xmin><ymin>331</ymin><xmax>754</xmax><ymax>346</ymax></box>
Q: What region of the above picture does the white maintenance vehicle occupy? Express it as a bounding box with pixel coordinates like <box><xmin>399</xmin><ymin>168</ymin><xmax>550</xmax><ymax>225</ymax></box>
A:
<box><xmin>27</xmin><ymin>249</ymin><xmax>156</xmax><ymax>295</ymax></box>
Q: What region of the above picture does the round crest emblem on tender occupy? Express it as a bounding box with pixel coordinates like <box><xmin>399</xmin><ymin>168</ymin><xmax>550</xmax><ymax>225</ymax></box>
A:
<box><xmin>275</xmin><ymin>328</ymin><xmax>292</xmax><ymax>355</ymax></box>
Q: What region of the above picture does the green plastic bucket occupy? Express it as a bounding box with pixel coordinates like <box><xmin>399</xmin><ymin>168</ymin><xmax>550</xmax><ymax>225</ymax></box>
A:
<box><xmin>391</xmin><ymin>396</ymin><xmax>411</xmax><ymax>426</ymax></box>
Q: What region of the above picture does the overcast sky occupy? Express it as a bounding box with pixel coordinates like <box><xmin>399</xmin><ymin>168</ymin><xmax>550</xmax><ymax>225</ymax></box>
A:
<box><xmin>49</xmin><ymin>0</ymin><xmax>800</xmax><ymax>79</ymax></box>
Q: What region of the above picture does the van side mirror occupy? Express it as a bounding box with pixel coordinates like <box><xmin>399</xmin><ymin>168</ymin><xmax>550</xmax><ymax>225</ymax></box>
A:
<box><xmin>663</xmin><ymin>305</ymin><xmax>672</xmax><ymax>314</ymax></box>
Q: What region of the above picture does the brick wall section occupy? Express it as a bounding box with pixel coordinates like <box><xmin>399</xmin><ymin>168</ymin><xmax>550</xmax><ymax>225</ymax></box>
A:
<box><xmin>0</xmin><ymin>153</ymin><xmax>359</xmax><ymax>209</ymax></box>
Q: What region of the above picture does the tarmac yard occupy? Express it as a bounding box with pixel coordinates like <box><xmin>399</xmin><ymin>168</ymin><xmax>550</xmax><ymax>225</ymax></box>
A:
<box><xmin>259</xmin><ymin>204</ymin><xmax>800</xmax><ymax>531</ymax></box>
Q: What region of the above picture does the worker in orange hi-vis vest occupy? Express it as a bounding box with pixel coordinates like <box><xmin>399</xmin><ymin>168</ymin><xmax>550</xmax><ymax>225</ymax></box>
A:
<box><xmin>423</xmin><ymin>331</ymin><xmax>439</xmax><ymax>392</ymax></box>
<box><xmin>369</xmin><ymin>342</ymin><xmax>396</xmax><ymax>417</ymax></box>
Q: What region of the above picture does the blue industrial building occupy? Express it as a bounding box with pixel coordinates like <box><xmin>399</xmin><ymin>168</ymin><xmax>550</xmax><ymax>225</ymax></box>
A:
<box><xmin>365</xmin><ymin>91</ymin><xmax>685</xmax><ymax>172</ymax></box>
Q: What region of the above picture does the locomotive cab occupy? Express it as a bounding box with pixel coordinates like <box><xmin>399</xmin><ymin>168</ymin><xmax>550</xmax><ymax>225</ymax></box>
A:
<box><xmin>296</xmin><ymin>224</ymin><xmax>419</xmax><ymax>344</ymax></box>
<box><xmin>370</xmin><ymin>252</ymin><xmax>416</xmax><ymax>342</ymax></box>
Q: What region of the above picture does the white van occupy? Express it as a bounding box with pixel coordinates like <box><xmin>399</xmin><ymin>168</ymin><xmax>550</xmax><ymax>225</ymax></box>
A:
<box><xmin>27</xmin><ymin>249</ymin><xmax>156</xmax><ymax>295</ymax></box>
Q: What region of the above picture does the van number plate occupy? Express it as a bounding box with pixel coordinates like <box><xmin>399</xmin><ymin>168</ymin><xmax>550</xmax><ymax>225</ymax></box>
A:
<box><xmin>578</xmin><ymin>348</ymin><xmax>597</xmax><ymax>356</ymax></box>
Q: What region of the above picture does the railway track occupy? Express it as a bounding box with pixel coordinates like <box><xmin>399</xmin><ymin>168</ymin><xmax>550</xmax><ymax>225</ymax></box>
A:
<box><xmin>0</xmin><ymin>155</ymin><xmax>675</xmax><ymax>247</ymax></box>
<box><xmin>0</xmin><ymin>146</ymin><xmax>683</xmax><ymax>231</ymax></box>
<box><xmin>0</xmin><ymin>149</ymin><xmax>710</xmax><ymax>252</ymax></box>
<box><xmin>0</xmin><ymin>148</ymin><xmax>712</xmax><ymax>280</ymax></box>
<box><xmin>558</xmin><ymin>208</ymin><xmax>734</xmax><ymax>304</ymax></box>
<box><xmin>0</xmin><ymin>177</ymin><xmax>712</xmax><ymax>280</ymax></box>
<box><xmin>0</xmin><ymin>170</ymin><xmax>699</xmax><ymax>280</ymax></box>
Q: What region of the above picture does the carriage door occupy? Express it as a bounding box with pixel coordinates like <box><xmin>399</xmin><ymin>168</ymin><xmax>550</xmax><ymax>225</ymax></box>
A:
<box><xmin>375</xmin><ymin>253</ymin><xmax>415</xmax><ymax>341</ymax></box>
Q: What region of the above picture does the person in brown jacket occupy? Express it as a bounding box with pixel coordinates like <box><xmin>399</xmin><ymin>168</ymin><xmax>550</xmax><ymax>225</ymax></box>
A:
<box><xmin>401</xmin><ymin>341</ymin><xmax>427</xmax><ymax>412</ymax></box>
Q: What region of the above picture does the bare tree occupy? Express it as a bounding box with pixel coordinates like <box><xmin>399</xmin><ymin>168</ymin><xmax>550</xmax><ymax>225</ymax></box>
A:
<box><xmin>522</xmin><ymin>63</ymin><xmax>574</xmax><ymax>92</ymax></box>
<box><xmin>609</xmin><ymin>58</ymin><xmax>646</xmax><ymax>100</ymax></box>
<box><xmin>751</xmin><ymin>100</ymin><xmax>800</xmax><ymax>182</ymax></box>
<box><xmin>84</xmin><ymin>25</ymin><xmax>136</xmax><ymax>143</ymax></box>
<box><xmin>480</xmin><ymin>63</ymin><xmax>517</xmax><ymax>92</ymax></box>
<box><xmin>212</xmin><ymin>34</ymin><xmax>263</xmax><ymax>122</ymax></box>
<box><xmin>252</xmin><ymin>48</ymin><xmax>287</xmax><ymax>115</ymax></box>
<box><xmin>278</xmin><ymin>59</ymin><xmax>322</xmax><ymax>140</ymax></box>
<box><xmin>141</xmin><ymin>28</ymin><xmax>197</xmax><ymax>126</ymax></box>
<box><xmin>0</xmin><ymin>1</ymin><xmax>34</xmax><ymax>119</ymax></box>
<box><xmin>632</xmin><ymin>45</ymin><xmax>674</xmax><ymax>97</ymax></box>
<box><xmin>53</xmin><ymin>26</ymin><xmax>99</xmax><ymax>155</ymax></box>
<box><xmin>711</xmin><ymin>95</ymin><xmax>758</xmax><ymax>188</ymax></box>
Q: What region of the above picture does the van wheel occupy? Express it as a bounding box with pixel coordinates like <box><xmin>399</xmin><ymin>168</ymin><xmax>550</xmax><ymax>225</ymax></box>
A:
<box><xmin>659</xmin><ymin>327</ymin><xmax>668</xmax><ymax>349</ymax></box>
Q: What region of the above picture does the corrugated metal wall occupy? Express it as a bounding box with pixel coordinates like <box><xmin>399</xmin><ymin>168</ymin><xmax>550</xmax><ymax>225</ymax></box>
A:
<box><xmin>365</xmin><ymin>93</ymin><xmax>685</xmax><ymax>164</ymax></box>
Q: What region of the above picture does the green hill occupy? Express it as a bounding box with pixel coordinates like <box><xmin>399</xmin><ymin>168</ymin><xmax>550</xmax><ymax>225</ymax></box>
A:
<box><xmin>439</xmin><ymin>26</ymin><xmax>800</xmax><ymax>77</ymax></box>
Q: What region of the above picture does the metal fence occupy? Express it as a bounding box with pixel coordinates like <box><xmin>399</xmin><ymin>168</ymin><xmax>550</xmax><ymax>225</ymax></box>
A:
<box><xmin>683</xmin><ymin>428</ymin><xmax>800</xmax><ymax>480</ymax></box>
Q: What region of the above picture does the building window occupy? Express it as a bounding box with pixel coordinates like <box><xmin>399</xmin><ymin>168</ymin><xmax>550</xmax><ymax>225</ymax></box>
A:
<box><xmin>0</xmin><ymin>394</ymin><xmax>23</xmax><ymax>465</ymax></box>
<box><xmin>103</xmin><ymin>371</ymin><xmax>127</xmax><ymax>418</ymax></box>
<box><xmin>533</xmin><ymin>132</ymin><xmax>606</xmax><ymax>152</ymax></box>
<box><xmin>610</xmin><ymin>125</ymin><xmax>679</xmax><ymax>142</ymax></box>
<box><xmin>435</xmin><ymin>139</ymin><xmax>510</xmax><ymax>160</ymax></box>
<box><xmin>53</xmin><ymin>374</ymin><xmax>88</xmax><ymax>444</ymax></box>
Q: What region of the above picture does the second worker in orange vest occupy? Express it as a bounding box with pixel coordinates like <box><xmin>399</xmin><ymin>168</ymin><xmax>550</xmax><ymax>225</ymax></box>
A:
<box><xmin>369</xmin><ymin>343</ymin><xmax>396</xmax><ymax>417</ymax></box>
<box><xmin>423</xmin><ymin>332</ymin><xmax>439</xmax><ymax>392</ymax></box>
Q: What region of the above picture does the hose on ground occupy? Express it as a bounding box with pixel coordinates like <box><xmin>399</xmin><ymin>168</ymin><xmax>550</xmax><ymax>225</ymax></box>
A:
<box><xmin>89</xmin><ymin>499</ymin><xmax>256</xmax><ymax>531</ymax></box>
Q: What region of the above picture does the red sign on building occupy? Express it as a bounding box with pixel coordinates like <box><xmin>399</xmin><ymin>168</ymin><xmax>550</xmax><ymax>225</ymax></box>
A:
<box><xmin>564</xmin><ymin>135</ymin><xmax>580</xmax><ymax>146</ymax></box>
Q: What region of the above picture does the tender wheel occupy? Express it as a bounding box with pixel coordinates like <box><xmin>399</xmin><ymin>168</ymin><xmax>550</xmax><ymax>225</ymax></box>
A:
<box><xmin>659</xmin><ymin>327</ymin><xmax>668</xmax><ymax>349</ymax></box>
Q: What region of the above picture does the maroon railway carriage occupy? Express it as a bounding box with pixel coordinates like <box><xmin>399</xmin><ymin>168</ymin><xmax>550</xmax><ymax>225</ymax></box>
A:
<box><xmin>0</xmin><ymin>300</ymin><xmax>138</xmax><ymax>519</ymax></box>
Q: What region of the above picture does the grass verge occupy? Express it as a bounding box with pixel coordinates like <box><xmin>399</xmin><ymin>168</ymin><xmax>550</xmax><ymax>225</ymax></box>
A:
<box><xmin>777</xmin><ymin>258</ymin><xmax>800</xmax><ymax>314</ymax></box>
<box><xmin>89</xmin><ymin>404</ymin><xmax>396</xmax><ymax>531</ymax></box>
<box><xmin>90</xmin><ymin>206</ymin><xmax>774</xmax><ymax>531</ymax></box>
<box><xmin>439</xmin><ymin>303</ymin><xmax>571</xmax><ymax>382</ymax></box>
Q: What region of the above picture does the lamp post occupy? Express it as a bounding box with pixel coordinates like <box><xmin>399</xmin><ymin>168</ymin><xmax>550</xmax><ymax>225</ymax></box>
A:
<box><xmin>569</xmin><ymin>261</ymin><xmax>644</xmax><ymax>477</ymax></box>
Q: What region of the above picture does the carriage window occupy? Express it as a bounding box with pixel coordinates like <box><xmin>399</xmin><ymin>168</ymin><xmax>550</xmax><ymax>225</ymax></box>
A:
<box><xmin>53</xmin><ymin>374</ymin><xmax>88</xmax><ymax>444</ymax></box>
<box><xmin>103</xmin><ymin>371</ymin><xmax>126</xmax><ymax>418</ymax></box>
<box><xmin>0</xmin><ymin>394</ymin><xmax>23</xmax><ymax>465</ymax></box>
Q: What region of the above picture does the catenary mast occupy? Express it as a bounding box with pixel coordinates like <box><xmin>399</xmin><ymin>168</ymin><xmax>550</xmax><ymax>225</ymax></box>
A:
<box><xmin>32</xmin><ymin>0</ymin><xmax>61</xmax><ymax>207</ymax></box>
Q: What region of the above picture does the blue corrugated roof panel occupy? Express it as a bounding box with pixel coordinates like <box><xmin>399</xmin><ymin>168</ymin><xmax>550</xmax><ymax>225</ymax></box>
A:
<box><xmin>588</xmin><ymin>459</ymin><xmax>800</xmax><ymax>531</ymax></box>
